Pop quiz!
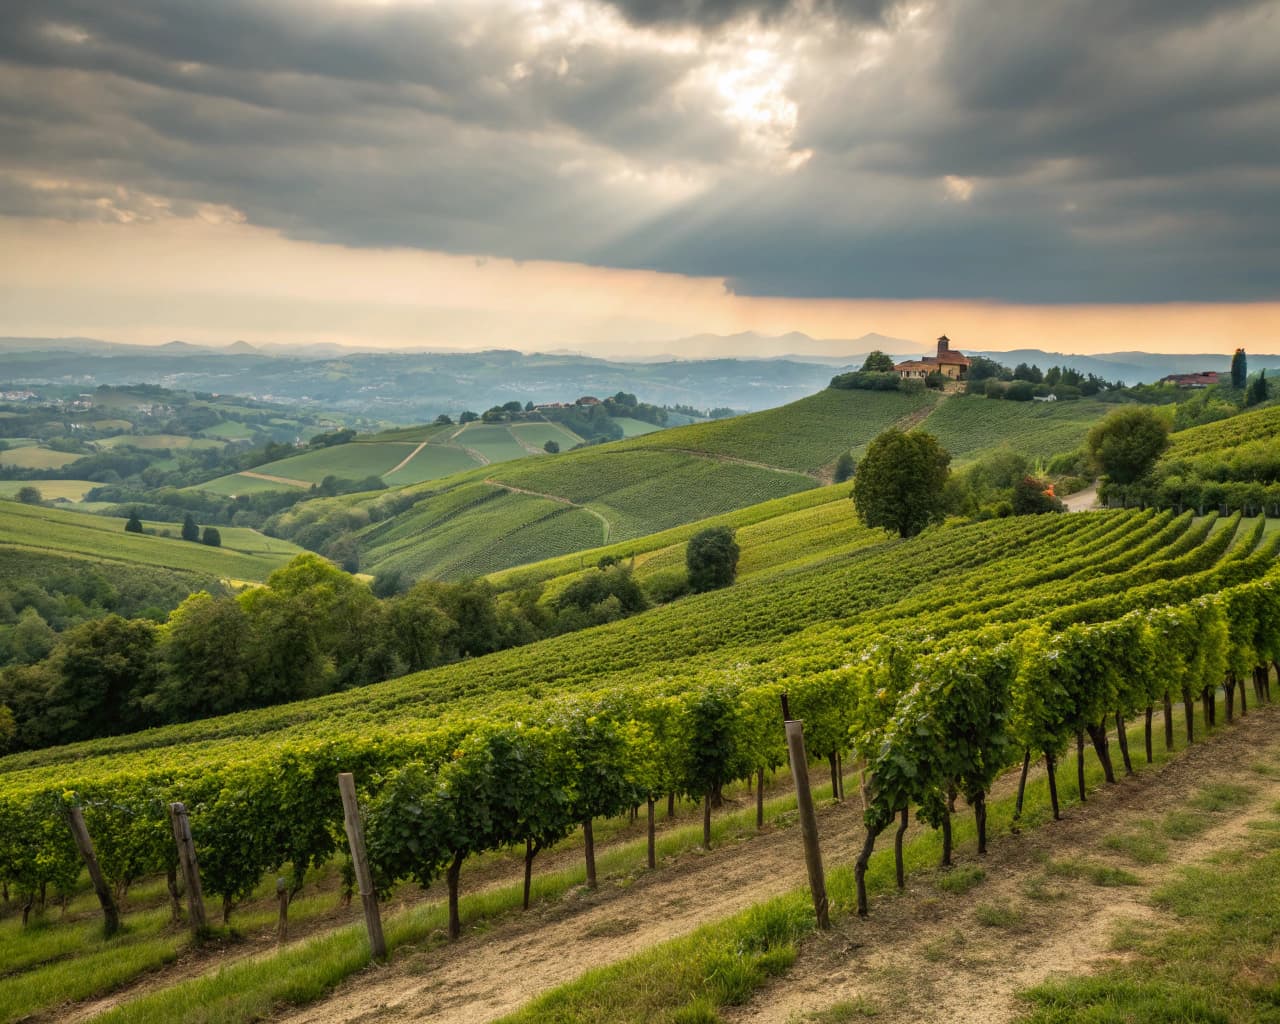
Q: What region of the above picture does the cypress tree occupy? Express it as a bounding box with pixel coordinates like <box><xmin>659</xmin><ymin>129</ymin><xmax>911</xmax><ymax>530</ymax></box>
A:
<box><xmin>181</xmin><ymin>513</ymin><xmax>199</xmax><ymax>542</ymax></box>
<box><xmin>1231</xmin><ymin>348</ymin><xmax>1247</xmax><ymax>389</ymax></box>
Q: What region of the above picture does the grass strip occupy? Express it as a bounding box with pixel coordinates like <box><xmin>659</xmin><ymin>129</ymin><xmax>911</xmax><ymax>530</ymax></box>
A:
<box><xmin>1015</xmin><ymin>792</ymin><xmax>1280</xmax><ymax>1021</ymax></box>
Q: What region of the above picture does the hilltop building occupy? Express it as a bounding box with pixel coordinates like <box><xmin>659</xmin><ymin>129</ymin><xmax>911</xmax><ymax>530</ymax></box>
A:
<box><xmin>1159</xmin><ymin>371</ymin><xmax>1221</xmax><ymax>388</ymax></box>
<box><xmin>894</xmin><ymin>336</ymin><xmax>971</xmax><ymax>381</ymax></box>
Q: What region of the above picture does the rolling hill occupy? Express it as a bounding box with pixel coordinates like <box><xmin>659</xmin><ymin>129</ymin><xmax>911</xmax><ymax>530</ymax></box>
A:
<box><xmin>0</xmin><ymin>501</ymin><xmax>306</xmax><ymax>583</ymax></box>
<box><xmin>265</xmin><ymin>386</ymin><xmax>1116</xmax><ymax>582</ymax></box>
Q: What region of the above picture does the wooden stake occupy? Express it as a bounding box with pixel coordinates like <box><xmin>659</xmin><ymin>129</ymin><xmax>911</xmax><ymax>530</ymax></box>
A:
<box><xmin>337</xmin><ymin>773</ymin><xmax>387</xmax><ymax>961</ymax></box>
<box><xmin>784</xmin><ymin>718</ymin><xmax>830</xmax><ymax>929</ymax></box>
<box><xmin>168</xmin><ymin>802</ymin><xmax>208</xmax><ymax>935</ymax></box>
<box><xmin>64</xmin><ymin>806</ymin><xmax>120</xmax><ymax>936</ymax></box>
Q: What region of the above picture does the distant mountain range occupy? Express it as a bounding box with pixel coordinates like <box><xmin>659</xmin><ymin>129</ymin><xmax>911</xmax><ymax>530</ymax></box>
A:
<box><xmin>3</xmin><ymin>335</ymin><xmax>1276</xmax><ymax>421</ymax></box>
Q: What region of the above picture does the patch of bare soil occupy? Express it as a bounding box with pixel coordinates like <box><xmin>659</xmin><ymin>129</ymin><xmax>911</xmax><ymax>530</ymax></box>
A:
<box><xmin>725</xmin><ymin>704</ymin><xmax>1280</xmax><ymax>1024</ymax></box>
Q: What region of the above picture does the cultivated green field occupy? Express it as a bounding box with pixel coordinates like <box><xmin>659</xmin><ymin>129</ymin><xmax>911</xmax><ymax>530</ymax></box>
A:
<box><xmin>238</xmin><ymin>442</ymin><xmax>418</xmax><ymax>483</ymax></box>
<box><xmin>381</xmin><ymin>443</ymin><xmax>482</xmax><ymax>486</ymax></box>
<box><xmin>96</xmin><ymin>434</ymin><xmax>225</xmax><ymax>450</ymax></box>
<box><xmin>452</xmin><ymin>423</ymin><xmax>532</xmax><ymax>463</ymax></box>
<box><xmin>0</xmin><ymin>502</ymin><xmax>306</xmax><ymax>581</ymax></box>
<box><xmin>916</xmin><ymin>395</ymin><xmax>1113</xmax><ymax>463</ymax></box>
<box><xmin>620</xmin><ymin>387</ymin><xmax>936</xmax><ymax>472</ymax></box>
<box><xmin>0</xmin><ymin>480</ymin><xmax>98</xmax><ymax>502</ymax></box>
<box><xmin>0</xmin><ymin>447</ymin><xmax>82</xmax><ymax>470</ymax></box>
<box><xmin>610</xmin><ymin>416</ymin><xmax>663</xmax><ymax>437</ymax></box>
<box><xmin>509</xmin><ymin>421</ymin><xmax>586</xmax><ymax>450</ymax></box>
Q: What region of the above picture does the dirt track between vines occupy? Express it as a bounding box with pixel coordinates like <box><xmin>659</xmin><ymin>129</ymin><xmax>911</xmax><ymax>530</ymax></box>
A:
<box><xmin>267</xmin><ymin>705</ymin><xmax>1280</xmax><ymax>1024</ymax></box>
<box><xmin>727</xmin><ymin>703</ymin><xmax>1280</xmax><ymax>1024</ymax></box>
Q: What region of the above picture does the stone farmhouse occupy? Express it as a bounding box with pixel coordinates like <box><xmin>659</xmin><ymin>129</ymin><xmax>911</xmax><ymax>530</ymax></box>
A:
<box><xmin>894</xmin><ymin>335</ymin><xmax>972</xmax><ymax>381</ymax></box>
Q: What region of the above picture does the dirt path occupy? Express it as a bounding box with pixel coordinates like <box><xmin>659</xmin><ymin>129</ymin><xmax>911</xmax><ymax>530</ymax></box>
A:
<box><xmin>1064</xmin><ymin>483</ymin><xmax>1101</xmax><ymax>512</ymax></box>
<box><xmin>237</xmin><ymin>470</ymin><xmax>311</xmax><ymax>488</ymax></box>
<box><xmin>725</xmin><ymin>704</ymin><xmax>1280</xmax><ymax>1024</ymax></box>
<box><xmin>274</xmin><ymin>796</ymin><xmax>874</xmax><ymax>1024</ymax></box>
<box><xmin>483</xmin><ymin>479</ymin><xmax>612</xmax><ymax>544</ymax></box>
<box><xmin>387</xmin><ymin>440</ymin><xmax>432</xmax><ymax>475</ymax></box>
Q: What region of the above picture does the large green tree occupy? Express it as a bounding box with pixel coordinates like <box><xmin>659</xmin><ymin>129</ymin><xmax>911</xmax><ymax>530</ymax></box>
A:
<box><xmin>861</xmin><ymin>350</ymin><xmax>895</xmax><ymax>372</ymax></box>
<box><xmin>1231</xmin><ymin>348</ymin><xmax>1248</xmax><ymax>389</ymax></box>
<box><xmin>1086</xmin><ymin>406</ymin><xmax>1170</xmax><ymax>484</ymax></box>
<box><xmin>686</xmin><ymin>526</ymin><xmax>740</xmax><ymax>592</ymax></box>
<box><xmin>851</xmin><ymin>429</ymin><xmax>951</xmax><ymax>538</ymax></box>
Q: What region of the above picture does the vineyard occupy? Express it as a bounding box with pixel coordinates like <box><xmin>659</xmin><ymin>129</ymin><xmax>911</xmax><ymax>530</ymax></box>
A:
<box><xmin>1103</xmin><ymin>401</ymin><xmax>1280</xmax><ymax>514</ymax></box>
<box><xmin>2</xmin><ymin>503</ymin><xmax>1278</xmax><ymax>1020</ymax></box>
<box><xmin>915</xmin><ymin>394</ymin><xmax>1112</xmax><ymax>463</ymax></box>
<box><xmin>619</xmin><ymin>388</ymin><xmax>934</xmax><ymax>472</ymax></box>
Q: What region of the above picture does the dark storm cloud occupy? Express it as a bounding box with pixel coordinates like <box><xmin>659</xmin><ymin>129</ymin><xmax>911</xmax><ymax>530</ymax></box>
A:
<box><xmin>0</xmin><ymin>0</ymin><xmax>1277</xmax><ymax>303</ymax></box>
<box><xmin>603</xmin><ymin>0</ymin><xmax>899</xmax><ymax>29</ymax></box>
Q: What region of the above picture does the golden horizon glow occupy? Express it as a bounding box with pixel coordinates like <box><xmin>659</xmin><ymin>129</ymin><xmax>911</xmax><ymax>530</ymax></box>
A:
<box><xmin>1</xmin><ymin>215</ymin><xmax>1277</xmax><ymax>359</ymax></box>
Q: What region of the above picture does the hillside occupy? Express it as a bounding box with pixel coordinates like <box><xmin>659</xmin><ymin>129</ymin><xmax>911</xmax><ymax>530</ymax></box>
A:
<box><xmin>267</xmin><ymin>387</ymin><xmax>1122</xmax><ymax>582</ymax></box>
<box><xmin>274</xmin><ymin>388</ymin><xmax>930</xmax><ymax>581</ymax></box>
<box><xmin>0</xmin><ymin>501</ymin><xmax>306</xmax><ymax>583</ymax></box>
<box><xmin>1</xmin><ymin>495</ymin><xmax>1275</xmax><ymax>1023</ymax></box>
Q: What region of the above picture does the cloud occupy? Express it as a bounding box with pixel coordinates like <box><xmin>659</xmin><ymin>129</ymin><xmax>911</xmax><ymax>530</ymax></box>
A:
<box><xmin>0</xmin><ymin>0</ymin><xmax>1276</xmax><ymax>304</ymax></box>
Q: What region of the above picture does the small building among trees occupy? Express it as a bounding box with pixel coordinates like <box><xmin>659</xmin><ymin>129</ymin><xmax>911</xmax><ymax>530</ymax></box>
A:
<box><xmin>894</xmin><ymin>335</ymin><xmax>971</xmax><ymax>381</ymax></box>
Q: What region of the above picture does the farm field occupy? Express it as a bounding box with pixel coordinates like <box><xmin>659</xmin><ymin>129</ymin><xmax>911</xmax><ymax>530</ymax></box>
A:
<box><xmin>916</xmin><ymin>395</ymin><xmax>1113</xmax><ymax>463</ymax></box>
<box><xmin>0</xmin><ymin>501</ymin><xmax>306</xmax><ymax>581</ymax></box>
<box><xmin>0</xmin><ymin>446</ymin><xmax>81</xmax><ymax>469</ymax></box>
<box><xmin>95</xmin><ymin>434</ymin><xmax>225</xmax><ymax>450</ymax></box>
<box><xmin>233</xmin><ymin>441</ymin><xmax>420</xmax><ymax>484</ymax></box>
<box><xmin>0</xmin><ymin>479</ymin><xmax>98</xmax><ymax>502</ymax></box>
<box><xmin>620</xmin><ymin>387</ymin><xmax>935</xmax><ymax>472</ymax></box>
<box><xmin>1</xmin><ymin>500</ymin><xmax>1276</xmax><ymax>1024</ymax></box>
<box><xmin>508</xmin><ymin>421</ymin><xmax>587</xmax><ymax>450</ymax></box>
<box><xmin>451</xmin><ymin>422</ymin><xmax>532</xmax><ymax>462</ymax></box>
<box><xmin>609</xmin><ymin>416</ymin><xmax>663</xmax><ymax>437</ymax></box>
<box><xmin>380</xmin><ymin>443</ymin><xmax>482</xmax><ymax>486</ymax></box>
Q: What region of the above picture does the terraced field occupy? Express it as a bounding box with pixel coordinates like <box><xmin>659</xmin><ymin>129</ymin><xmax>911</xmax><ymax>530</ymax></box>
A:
<box><xmin>0</xmin><ymin>446</ymin><xmax>81</xmax><ymax>469</ymax></box>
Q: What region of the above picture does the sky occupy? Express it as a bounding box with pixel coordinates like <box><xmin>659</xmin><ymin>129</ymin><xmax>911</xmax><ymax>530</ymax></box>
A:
<box><xmin>1</xmin><ymin>0</ymin><xmax>1278</xmax><ymax>357</ymax></box>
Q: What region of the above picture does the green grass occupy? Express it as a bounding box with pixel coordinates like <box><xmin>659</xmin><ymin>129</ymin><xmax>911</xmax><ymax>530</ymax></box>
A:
<box><xmin>916</xmin><ymin>395</ymin><xmax>1112</xmax><ymax>465</ymax></box>
<box><xmin>620</xmin><ymin>388</ymin><xmax>933</xmax><ymax>473</ymax></box>
<box><xmin>454</xmin><ymin>423</ymin><xmax>533</xmax><ymax>463</ymax></box>
<box><xmin>935</xmin><ymin>865</ymin><xmax>986</xmax><ymax>895</ymax></box>
<box><xmin>0</xmin><ymin>446</ymin><xmax>82</xmax><ymax>469</ymax></box>
<box><xmin>509</xmin><ymin>422</ymin><xmax>586</xmax><ymax>450</ymax></box>
<box><xmin>0</xmin><ymin>502</ymin><xmax>305</xmax><ymax>582</ymax></box>
<box><xmin>1101</xmin><ymin>824</ymin><xmax>1169</xmax><ymax>865</ymax></box>
<box><xmin>240</xmin><ymin>442</ymin><xmax>419</xmax><ymax>484</ymax></box>
<box><xmin>96</xmin><ymin>435</ymin><xmax>225</xmax><ymax>450</ymax></box>
<box><xmin>381</xmin><ymin>443</ymin><xmax>481</xmax><ymax>486</ymax></box>
<box><xmin>0</xmin><ymin>479</ymin><xmax>98</xmax><ymax>501</ymax></box>
<box><xmin>1016</xmin><ymin>795</ymin><xmax>1280</xmax><ymax>1023</ymax></box>
<box><xmin>193</xmin><ymin>473</ymin><xmax>308</xmax><ymax>496</ymax></box>
<box><xmin>974</xmin><ymin>902</ymin><xmax>1024</xmax><ymax>928</ymax></box>
<box><xmin>610</xmin><ymin>417</ymin><xmax>663</xmax><ymax>438</ymax></box>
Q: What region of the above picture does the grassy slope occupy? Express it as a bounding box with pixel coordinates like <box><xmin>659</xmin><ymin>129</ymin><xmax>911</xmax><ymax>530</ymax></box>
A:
<box><xmin>0</xmin><ymin>502</ymin><xmax>306</xmax><ymax>582</ymax></box>
<box><xmin>618</xmin><ymin>388</ymin><xmax>935</xmax><ymax>472</ymax></box>
<box><xmin>917</xmin><ymin>395</ymin><xmax>1113</xmax><ymax>464</ymax></box>
<box><xmin>1166</xmin><ymin>400</ymin><xmax>1280</xmax><ymax>457</ymax></box>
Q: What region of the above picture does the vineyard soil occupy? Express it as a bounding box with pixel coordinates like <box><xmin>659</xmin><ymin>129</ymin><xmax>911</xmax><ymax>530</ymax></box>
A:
<box><xmin>726</xmin><ymin>702</ymin><xmax>1280</xmax><ymax>1024</ymax></box>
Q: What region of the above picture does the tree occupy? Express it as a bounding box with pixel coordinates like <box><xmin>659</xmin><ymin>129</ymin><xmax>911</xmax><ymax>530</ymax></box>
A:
<box><xmin>15</xmin><ymin>486</ymin><xmax>41</xmax><ymax>505</ymax></box>
<box><xmin>1012</xmin><ymin>476</ymin><xmax>1066</xmax><ymax>515</ymax></box>
<box><xmin>861</xmin><ymin>350</ymin><xmax>895</xmax><ymax>372</ymax></box>
<box><xmin>434</xmin><ymin>413</ymin><xmax>454</xmax><ymax>425</ymax></box>
<box><xmin>181</xmin><ymin>513</ymin><xmax>199</xmax><ymax>542</ymax></box>
<box><xmin>1248</xmin><ymin>370</ymin><xmax>1268</xmax><ymax>407</ymax></box>
<box><xmin>544</xmin><ymin>440</ymin><xmax>560</xmax><ymax>454</ymax></box>
<box><xmin>1231</xmin><ymin>348</ymin><xmax>1247</xmax><ymax>389</ymax></box>
<box><xmin>833</xmin><ymin>452</ymin><xmax>855</xmax><ymax>483</ymax></box>
<box><xmin>686</xmin><ymin>526</ymin><xmax>740</xmax><ymax>592</ymax></box>
<box><xmin>125</xmin><ymin>510</ymin><xmax>143</xmax><ymax>533</ymax></box>
<box><xmin>1087</xmin><ymin>407</ymin><xmax>1170</xmax><ymax>484</ymax></box>
<box><xmin>201</xmin><ymin>526</ymin><xmax>222</xmax><ymax>547</ymax></box>
<box><xmin>459</xmin><ymin>410</ymin><xmax>479</xmax><ymax>424</ymax></box>
<box><xmin>851</xmin><ymin>429</ymin><xmax>951</xmax><ymax>538</ymax></box>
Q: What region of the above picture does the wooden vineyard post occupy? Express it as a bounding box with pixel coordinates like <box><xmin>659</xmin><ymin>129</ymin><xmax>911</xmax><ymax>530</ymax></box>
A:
<box><xmin>338</xmin><ymin>772</ymin><xmax>387</xmax><ymax>962</ymax></box>
<box><xmin>782</xmin><ymin>702</ymin><xmax>830</xmax><ymax>930</ymax></box>
<box><xmin>168</xmin><ymin>802</ymin><xmax>209</xmax><ymax>934</ymax></box>
<box><xmin>64</xmin><ymin>806</ymin><xmax>120</xmax><ymax>936</ymax></box>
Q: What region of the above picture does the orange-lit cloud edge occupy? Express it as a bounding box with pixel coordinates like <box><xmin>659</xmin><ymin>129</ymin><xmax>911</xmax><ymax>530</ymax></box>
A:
<box><xmin>1</xmin><ymin>215</ymin><xmax>1276</xmax><ymax>358</ymax></box>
